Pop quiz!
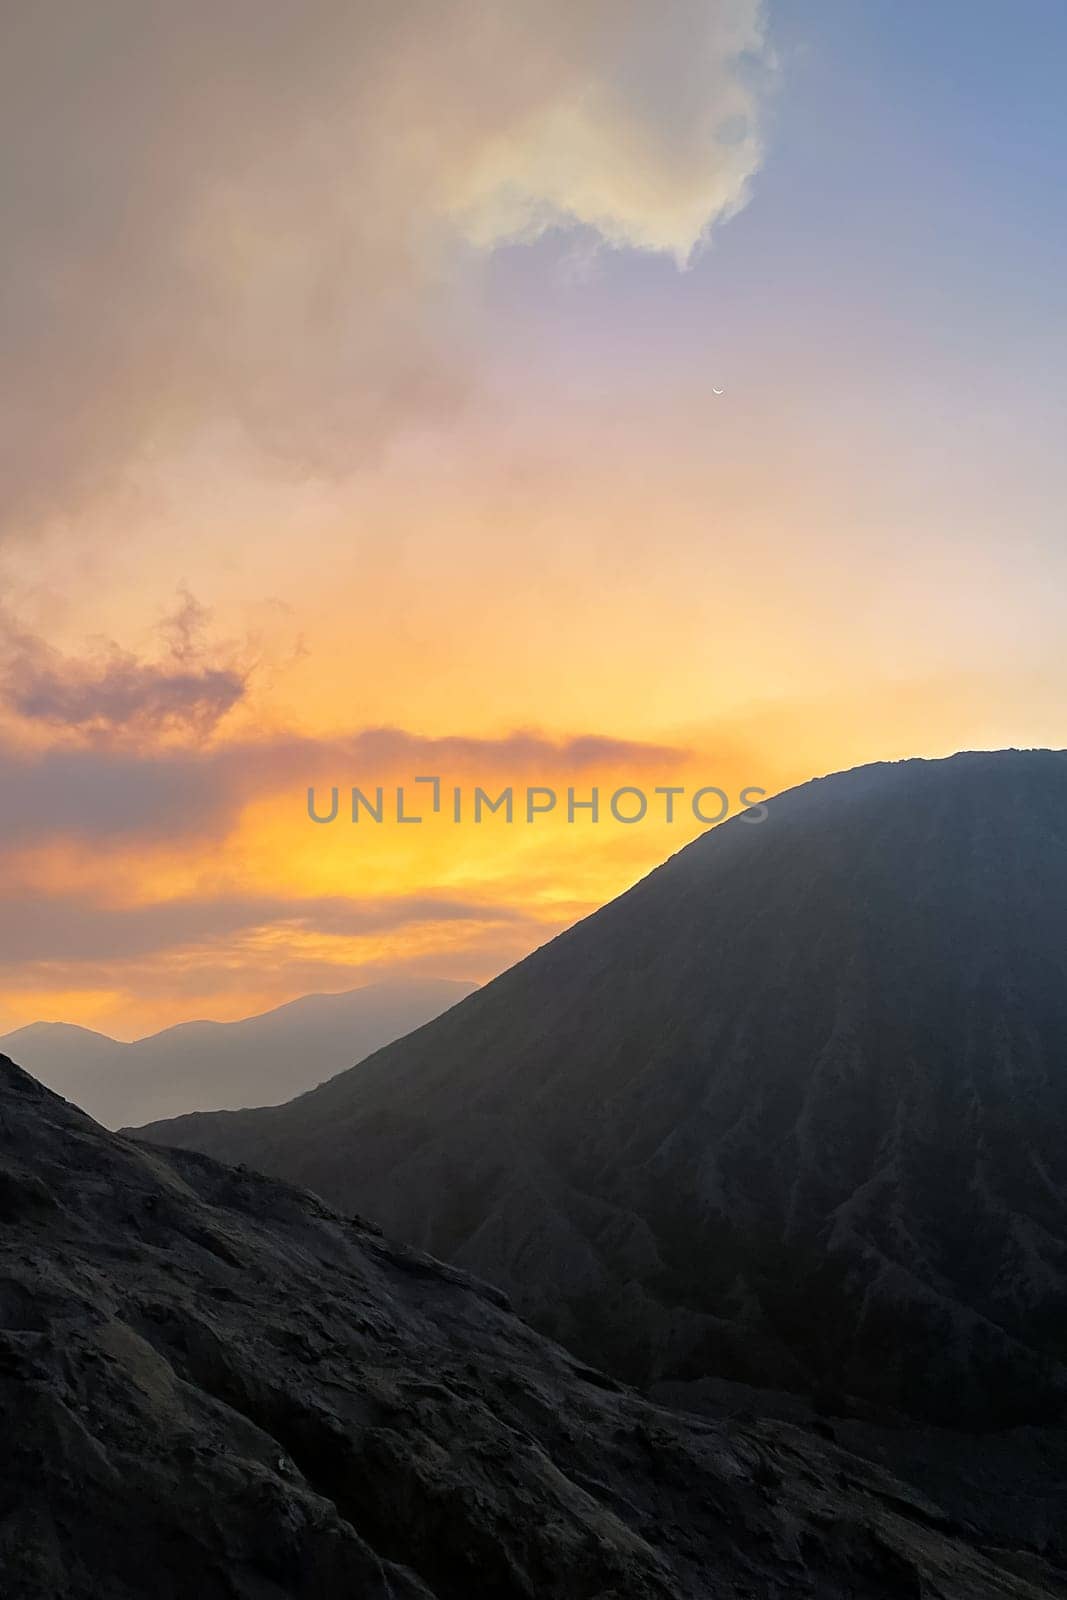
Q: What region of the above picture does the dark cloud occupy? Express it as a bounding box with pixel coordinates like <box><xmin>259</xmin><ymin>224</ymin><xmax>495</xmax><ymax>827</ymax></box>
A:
<box><xmin>0</xmin><ymin>724</ymin><xmax>690</xmax><ymax>844</ymax></box>
<box><xmin>0</xmin><ymin>747</ymin><xmax>226</xmax><ymax>844</ymax></box>
<box><xmin>0</xmin><ymin>593</ymin><xmax>248</xmax><ymax>740</ymax></box>
<box><xmin>287</xmin><ymin>727</ymin><xmax>689</xmax><ymax>775</ymax></box>
<box><xmin>0</xmin><ymin>887</ymin><xmax>523</xmax><ymax>966</ymax></box>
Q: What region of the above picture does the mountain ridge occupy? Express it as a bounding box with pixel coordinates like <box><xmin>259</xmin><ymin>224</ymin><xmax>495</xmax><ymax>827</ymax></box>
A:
<box><xmin>1</xmin><ymin>978</ymin><xmax>477</xmax><ymax>1128</ymax></box>
<box><xmin>135</xmin><ymin>749</ymin><xmax>1067</xmax><ymax>1426</ymax></box>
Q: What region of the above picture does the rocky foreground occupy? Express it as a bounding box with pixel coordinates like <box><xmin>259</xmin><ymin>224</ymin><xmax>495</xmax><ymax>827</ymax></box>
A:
<box><xmin>1</xmin><ymin>1055</ymin><xmax>1064</xmax><ymax>1598</ymax></box>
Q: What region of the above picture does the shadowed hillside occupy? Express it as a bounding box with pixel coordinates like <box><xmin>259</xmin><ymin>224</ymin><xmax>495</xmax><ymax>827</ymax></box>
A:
<box><xmin>136</xmin><ymin>751</ymin><xmax>1067</xmax><ymax>1427</ymax></box>
<box><xmin>10</xmin><ymin>1054</ymin><xmax>1064</xmax><ymax>1596</ymax></box>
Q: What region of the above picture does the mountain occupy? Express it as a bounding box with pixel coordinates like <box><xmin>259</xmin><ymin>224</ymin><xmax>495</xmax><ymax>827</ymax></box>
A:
<box><xmin>135</xmin><ymin>750</ymin><xmax>1067</xmax><ymax>1428</ymax></box>
<box><xmin>3</xmin><ymin>1052</ymin><xmax>1064</xmax><ymax>1599</ymax></box>
<box><xmin>0</xmin><ymin>978</ymin><xmax>475</xmax><ymax>1129</ymax></box>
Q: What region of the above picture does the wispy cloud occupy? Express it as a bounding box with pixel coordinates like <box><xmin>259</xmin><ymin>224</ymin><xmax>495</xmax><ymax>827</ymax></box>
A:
<box><xmin>0</xmin><ymin>723</ymin><xmax>691</xmax><ymax>843</ymax></box>
<box><xmin>0</xmin><ymin>886</ymin><xmax>523</xmax><ymax>966</ymax></box>
<box><xmin>0</xmin><ymin>593</ymin><xmax>248</xmax><ymax>742</ymax></box>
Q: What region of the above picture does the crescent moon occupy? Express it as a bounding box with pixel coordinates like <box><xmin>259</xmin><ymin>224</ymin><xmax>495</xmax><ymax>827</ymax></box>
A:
<box><xmin>712</xmin><ymin>387</ymin><xmax>725</xmax><ymax>395</ymax></box>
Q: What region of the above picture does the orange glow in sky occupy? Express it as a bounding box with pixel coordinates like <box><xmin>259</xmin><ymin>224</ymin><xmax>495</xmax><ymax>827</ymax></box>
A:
<box><xmin>2</xmin><ymin>2</ymin><xmax>1065</xmax><ymax>1037</ymax></box>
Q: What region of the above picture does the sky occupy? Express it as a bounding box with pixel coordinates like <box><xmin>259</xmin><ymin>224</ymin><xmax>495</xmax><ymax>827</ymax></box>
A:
<box><xmin>1</xmin><ymin>0</ymin><xmax>1065</xmax><ymax>1038</ymax></box>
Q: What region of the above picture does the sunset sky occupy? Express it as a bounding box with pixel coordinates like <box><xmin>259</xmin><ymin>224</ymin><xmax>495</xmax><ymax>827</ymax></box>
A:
<box><xmin>2</xmin><ymin>0</ymin><xmax>1065</xmax><ymax>1037</ymax></box>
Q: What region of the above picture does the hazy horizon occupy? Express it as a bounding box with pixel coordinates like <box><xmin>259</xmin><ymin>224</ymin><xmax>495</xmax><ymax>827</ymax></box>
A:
<box><xmin>0</xmin><ymin>972</ymin><xmax>480</xmax><ymax>1046</ymax></box>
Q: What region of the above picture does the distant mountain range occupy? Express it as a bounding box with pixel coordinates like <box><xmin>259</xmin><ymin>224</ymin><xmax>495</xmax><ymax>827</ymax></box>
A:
<box><xmin>0</xmin><ymin>978</ymin><xmax>476</xmax><ymax>1128</ymax></box>
<box><xmin>136</xmin><ymin>750</ymin><xmax>1067</xmax><ymax>1429</ymax></box>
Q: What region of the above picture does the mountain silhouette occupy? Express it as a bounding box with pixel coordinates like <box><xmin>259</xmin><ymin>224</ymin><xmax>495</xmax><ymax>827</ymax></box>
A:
<box><xmin>4</xmin><ymin>1052</ymin><xmax>1065</xmax><ymax>1598</ymax></box>
<box><xmin>0</xmin><ymin>979</ymin><xmax>475</xmax><ymax>1128</ymax></box>
<box><xmin>135</xmin><ymin>750</ymin><xmax>1067</xmax><ymax>1427</ymax></box>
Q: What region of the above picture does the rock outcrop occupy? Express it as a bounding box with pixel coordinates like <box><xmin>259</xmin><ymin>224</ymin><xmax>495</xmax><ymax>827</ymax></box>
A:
<box><xmin>3</xmin><ymin>1053</ymin><xmax>1063</xmax><ymax>1597</ymax></box>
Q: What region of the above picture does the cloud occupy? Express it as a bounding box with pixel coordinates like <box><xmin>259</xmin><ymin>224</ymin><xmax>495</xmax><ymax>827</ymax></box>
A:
<box><xmin>278</xmin><ymin>726</ymin><xmax>689</xmax><ymax>776</ymax></box>
<box><xmin>0</xmin><ymin>746</ymin><xmax>226</xmax><ymax>845</ymax></box>
<box><xmin>451</xmin><ymin>2</ymin><xmax>772</xmax><ymax>259</ymax></box>
<box><xmin>0</xmin><ymin>0</ymin><xmax>772</xmax><ymax>536</ymax></box>
<box><xmin>0</xmin><ymin>724</ymin><xmax>691</xmax><ymax>844</ymax></box>
<box><xmin>0</xmin><ymin>886</ymin><xmax>522</xmax><ymax>966</ymax></box>
<box><xmin>0</xmin><ymin>593</ymin><xmax>248</xmax><ymax>741</ymax></box>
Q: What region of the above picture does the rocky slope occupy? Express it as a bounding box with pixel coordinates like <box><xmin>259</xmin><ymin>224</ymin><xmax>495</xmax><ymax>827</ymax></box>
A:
<box><xmin>2</xmin><ymin>1053</ymin><xmax>1065</xmax><ymax>1598</ymax></box>
<box><xmin>135</xmin><ymin>751</ymin><xmax>1067</xmax><ymax>1427</ymax></box>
